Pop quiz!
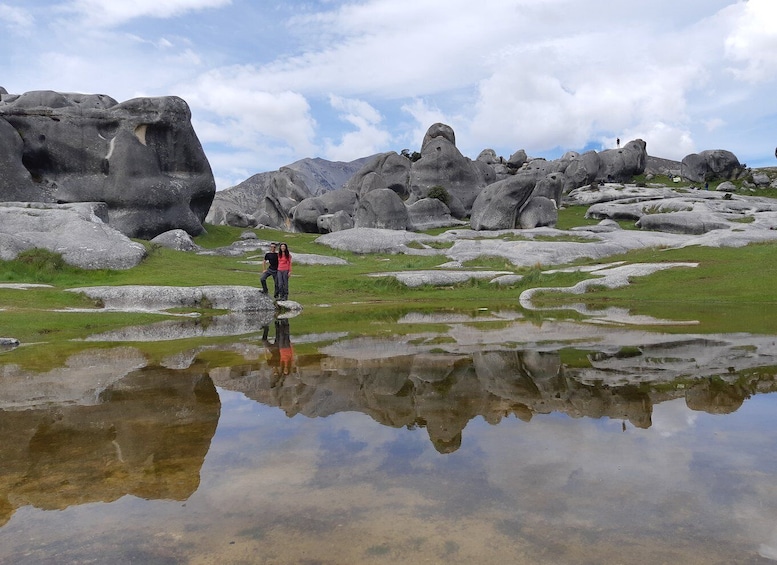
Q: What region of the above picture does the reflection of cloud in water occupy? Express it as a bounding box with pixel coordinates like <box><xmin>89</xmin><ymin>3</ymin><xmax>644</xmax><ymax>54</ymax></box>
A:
<box><xmin>651</xmin><ymin>398</ymin><xmax>699</xmax><ymax>437</ymax></box>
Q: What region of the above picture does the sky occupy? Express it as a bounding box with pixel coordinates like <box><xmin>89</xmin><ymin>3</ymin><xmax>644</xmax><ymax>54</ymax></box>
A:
<box><xmin>1</xmin><ymin>0</ymin><xmax>776</xmax><ymax>190</ymax></box>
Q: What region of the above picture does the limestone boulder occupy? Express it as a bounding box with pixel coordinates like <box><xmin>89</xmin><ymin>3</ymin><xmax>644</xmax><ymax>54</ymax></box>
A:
<box><xmin>354</xmin><ymin>188</ymin><xmax>408</xmax><ymax>230</ymax></box>
<box><xmin>406</xmin><ymin>198</ymin><xmax>465</xmax><ymax>231</ymax></box>
<box><xmin>532</xmin><ymin>172</ymin><xmax>566</xmax><ymax>206</ymax></box>
<box><xmin>636</xmin><ymin>211</ymin><xmax>731</xmax><ymax>235</ymax></box>
<box><xmin>410</xmin><ymin>131</ymin><xmax>489</xmax><ymax>217</ymax></box>
<box><xmin>150</xmin><ymin>229</ymin><xmax>200</xmax><ymax>252</ymax></box>
<box><xmin>293</xmin><ymin>188</ymin><xmax>358</xmax><ymax>233</ymax></box>
<box><xmin>681</xmin><ymin>150</ymin><xmax>744</xmax><ymax>182</ymax></box>
<box><xmin>563</xmin><ymin>150</ymin><xmax>601</xmax><ymax>192</ymax></box>
<box><xmin>345</xmin><ymin>152</ymin><xmax>411</xmax><ymax>199</ymax></box>
<box><xmin>0</xmin><ymin>202</ymin><xmax>146</xmax><ymax>269</ymax></box>
<box><xmin>518</xmin><ymin>196</ymin><xmax>558</xmax><ymax>229</ymax></box>
<box><xmin>507</xmin><ymin>149</ymin><xmax>528</xmax><ymax>171</ymax></box>
<box><xmin>317</xmin><ymin>210</ymin><xmax>354</xmax><ymax>233</ymax></box>
<box><xmin>597</xmin><ymin>139</ymin><xmax>648</xmax><ymax>182</ymax></box>
<box><xmin>470</xmin><ymin>173</ymin><xmax>537</xmax><ymax>230</ymax></box>
<box><xmin>0</xmin><ymin>90</ymin><xmax>216</xmax><ymax>239</ymax></box>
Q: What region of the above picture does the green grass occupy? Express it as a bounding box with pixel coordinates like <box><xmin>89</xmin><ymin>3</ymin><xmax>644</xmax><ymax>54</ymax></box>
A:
<box><xmin>4</xmin><ymin>211</ymin><xmax>777</xmax><ymax>367</ymax></box>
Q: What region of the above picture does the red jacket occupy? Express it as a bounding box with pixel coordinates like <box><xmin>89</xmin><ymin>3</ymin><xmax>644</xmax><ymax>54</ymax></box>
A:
<box><xmin>278</xmin><ymin>254</ymin><xmax>292</xmax><ymax>272</ymax></box>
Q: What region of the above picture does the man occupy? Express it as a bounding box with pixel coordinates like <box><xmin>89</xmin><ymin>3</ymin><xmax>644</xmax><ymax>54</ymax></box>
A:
<box><xmin>259</xmin><ymin>242</ymin><xmax>279</xmax><ymax>297</ymax></box>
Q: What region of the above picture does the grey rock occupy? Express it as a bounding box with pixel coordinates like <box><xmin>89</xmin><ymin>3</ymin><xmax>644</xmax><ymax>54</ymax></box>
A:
<box><xmin>563</xmin><ymin>150</ymin><xmax>601</xmax><ymax>192</ymax></box>
<box><xmin>317</xmin><ymin>210</ymin><xmax>354</xmax><ymax>233</ymax></box>
<box><xmin>150</xmin><ymin>229</ymin><xmax>200</xmax><ymax>252</ymax></box>
<box><xmin>636</xmin><ymin>212</ymin><xmax>731</xmax><ymax>235</ymax></box>
<box><xmin>293</xmin><ymin>187</ymin><xmax>358</xmax><ymax>233</ymax></box>
<box><xmin>518</xmin><ymin>196</ymin><xmax>558</xmax><ymax>229</ymax></box>
<box><xmin>507</xmin><ymin>149</ymin><xmax>528</xmax><ymax>170</ymax></box>
<box><xmin>752</xmin><ymin>172</ymin><xmax>771</xmax><ymax>187</ymax></box>
<box><xmin>345</xmin><ymin>152</ymin><xmax>411</xmax><ymax>199</ymax></box>
<box><xmin>681</xmin><ymin>149</ymin><xmax>744</xmax><ymax>182</ymax></box>
<box><xmin>470</xmin><ymin>173</ymin><xmax>536</xmax><ymax>230</ymax></box>
<box><xmin>0</xmin><ymin>90</ymin><xmax>215</xmax><ymax>239</ymax></box>
<box><xmin>0</xmin><ymin>337</ymin><xmax>20</xmax><ymax>348</ymax></box>
<box><xmin>422</xmin><ymin>122</ymin><xmax>456</xmax><ymax>147</ymax></box>
<box><xmin>316</xmin><ymin>227</ymin><xmax>437</xmax><ymax>254</ymax></box>
<box><xmin>406</xmin><ymin>197</ymin><xmax>465</xmax><ymax>231</ymax></box>
<box><xmin>410</xmin><ymin>126</ymin><xmax>490</xmax><ymax>216</ymax></box>
<box><xmin>476</xmin><ymin>149</ymin><xmax>500</xmax><ymax>165</ymax></box>
<box><xmin>533</xmin><ymin>172</ymin><xmax>566</xmax><ymax>206</ymax></box>
<box><xmin>597</xmin><ymin>139</ymin><xmax>648</xmax><ymax>182</ymax></box>
<box><xmin>716</xmin><ymin>181</ymin><xmax>737</xmax><ymax>192</ymax></box>
<box><xmin>225</xmin><ymin>210</ymin><xmax>258</xmax><ymax>228</ymax></box>
<box><xmin>67</xmin><ymin>285</ymin><xmax>275</xmax><ymax>312</ymax></box>
<box><xmin>0</xmin><ymin>202</ymin><xmax>146</xmax><ymax>269</ymax></box>
<box><xmin>371</xmin><ymin>269</ymin><xmax>513</xmax><ymax>288</ymax></box>
<box><xmin>354</xmin><ymin>188</ymin><xmax>409</xmax><ymax>230</ymax></box>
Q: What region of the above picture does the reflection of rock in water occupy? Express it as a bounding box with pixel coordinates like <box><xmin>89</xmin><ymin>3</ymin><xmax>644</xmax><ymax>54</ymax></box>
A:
<box><xmin>213</xmin><ymin>341</ymin><xmax>777</xmax><ymax>453</ymax></box>
<box><xmin>0</xmin><ymin>360</ymin><xmax>220</xmax><ymax>526</ymax></box>
<box><xmin>80</xmin><ymin>311</ymin><xmax>276</xmax><ymax>342</ymax></box>
<box><xmin>685</xmin><ymin>378</ymin><xmax>746</xmax><ymax>414</ymax></box>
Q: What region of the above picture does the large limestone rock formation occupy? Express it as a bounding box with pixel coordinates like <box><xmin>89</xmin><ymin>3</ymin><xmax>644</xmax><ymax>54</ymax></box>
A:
<box><xmin>409</xmin><ymin>123</ymin><xmax>495</xmax><ymax>217</ymax></box>
<box><xmin>681</xmin><ymin>150</ymin><xmax>745</xmax><ymax>182</ymax></box>
<box><xmin>0</xmin><ymin>88</ymin><xmax>215</xmax><ymax>239</ymax></box>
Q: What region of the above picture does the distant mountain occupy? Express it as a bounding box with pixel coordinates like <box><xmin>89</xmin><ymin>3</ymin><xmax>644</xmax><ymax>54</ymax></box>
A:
<box><xmin>222</xmin><ymin>154</ymin><xmax>378</xmax><ymax>197</ymax></box>
<box><xmin>206</xmin><ymin>154</ymin><xmax>380</xmax><ymax>226</ymax></box>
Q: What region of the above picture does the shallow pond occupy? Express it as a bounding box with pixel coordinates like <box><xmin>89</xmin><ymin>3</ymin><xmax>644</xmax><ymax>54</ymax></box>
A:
<box><xmin>2</xmin><ymin>310</ymin><xmax>777</xmax><ymax>564</ymax></box>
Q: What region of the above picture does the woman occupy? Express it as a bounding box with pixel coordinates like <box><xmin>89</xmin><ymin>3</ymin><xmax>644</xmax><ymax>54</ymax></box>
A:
<box><xmin>276</xmin><ymin>242</ymin><xmax>292</xmax><ymax>301</ymax></box>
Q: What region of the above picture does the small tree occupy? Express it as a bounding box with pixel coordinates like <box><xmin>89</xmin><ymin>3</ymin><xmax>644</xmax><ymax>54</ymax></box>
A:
<box><xmin>427</xmin><ymin>185</ymin><xmax>450</xmax><ymax>205</ymax></box>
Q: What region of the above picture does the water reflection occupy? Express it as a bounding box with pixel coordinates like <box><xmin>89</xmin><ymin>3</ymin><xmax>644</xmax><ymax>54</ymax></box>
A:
<box><xmin>213</xmin><ymin>331</ymin><xmax>777</xmax><ymax>453</ymax></box>
<box><xmin>0</xmin><ymin>351</ymin><xmax>219</xmax><ymax>527</ymax></box>
<box><xmin>3</xmin><ymin>315</ymin><xmax>777</xmax><ymax>563</ymax></box>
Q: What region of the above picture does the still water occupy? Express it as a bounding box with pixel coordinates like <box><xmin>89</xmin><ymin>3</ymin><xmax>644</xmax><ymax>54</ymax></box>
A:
<box><xmin>2</xmin><ymin>310</ymin><xmax>777</xmax><ymax>564</ymax></box>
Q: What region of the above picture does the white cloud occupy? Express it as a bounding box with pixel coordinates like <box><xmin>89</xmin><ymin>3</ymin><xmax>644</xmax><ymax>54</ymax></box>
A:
<box><xmin>724</xmin><ymin>0</ymin><xmax>777</xmax><ymax>82</ymax></box>
<box><xmin>322</xmin><ymin>95</ymin><xmax>391</xmax><ymax>162</ymax></box>
<box><xmin>0</xmin><ymin>3</ymin><xmax>33</xmax><ymax>32</ymax></box>
<box><xmin>65</xmin><ymin>0</ymin><xmax>233</xmax><ymax>27</ymax></box>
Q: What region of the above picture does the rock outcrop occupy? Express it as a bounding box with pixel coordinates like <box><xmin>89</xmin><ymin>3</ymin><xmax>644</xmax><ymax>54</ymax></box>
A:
<box><xmin>0</xmin><ymin>202</ymin><xmax>146</xmax><ymax>269</ymax></box>
<box><xmin>681</xmin><ymin>150</ymin><xmax>745</xmax><ymax>183</ymax></box>
<box><xmin>0</xmin><ymin>89</ymin><xmax>216</xmax><ymax>239</ymax></box>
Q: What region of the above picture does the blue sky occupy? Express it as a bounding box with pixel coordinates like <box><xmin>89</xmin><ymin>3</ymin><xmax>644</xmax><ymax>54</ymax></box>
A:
<box><xmin>1</xmin><ymin>0</ymin><xmax>776</xmax><ymax>189</ymax></box>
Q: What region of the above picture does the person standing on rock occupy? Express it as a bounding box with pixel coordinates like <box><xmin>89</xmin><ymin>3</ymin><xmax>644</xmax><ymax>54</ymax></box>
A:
<box><xmin>276</xmin><ymin>242</ymin><xmax>292</xmax><ymax>301</ymax></box>
<box><xmin>260</xmin><ymin>242</ymin><xmax>279</xmax><ymax>296</ymax></box>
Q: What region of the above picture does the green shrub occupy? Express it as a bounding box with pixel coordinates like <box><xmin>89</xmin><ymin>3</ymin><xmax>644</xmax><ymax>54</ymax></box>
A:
<box><xmin>428</xmin><ymin>185</ymin><xmax>450</xmax><ymax>205</ymax></box>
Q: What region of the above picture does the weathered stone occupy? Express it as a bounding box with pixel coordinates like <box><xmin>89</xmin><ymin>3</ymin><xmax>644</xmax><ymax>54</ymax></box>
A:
<box><xmin>518</xmin><ymin>196</ymin><xmax>558</xmax><ymax>229</ymax></box>
<box><xmin>317</xmin><ymin>210</ymin><xmax>354</xmax><ymax>233</ymax></box>
<box><xmin>354</xmin><ymin>188</ymin><xmax>409</xmax><ymax>230</ymax></box>
<box><xmin>597</xmin><ymin>139</ymin><xmax>648</xmax><ymax>182</ymax></box>
<box><xmin>0</xmin><ymin>202</ymin><xmax>146</xmax><ymax>269</ymax></box>
<box><xmin>406</xmin><ymin>197</ymin><xmax>465</xmax><ymax>231</ymax></box>
<box><xmin>470</xmin><ymin>173</ymin><xmax>537</xmax><ymax>230</ymax></box>
<box><xmin>293</xmin><ymin>188</ymin><xmax>358</xmax><ymax>233</ymax></box>
<box><xmin>67</xmin><ymin>285</ymin><xmax>275</xmax><ymax>312</ymax></box>
<box><xmin>716</xmin><ymin>181</ymin><xmax>737</xmax><ymax>192</ymax></box>
<box><xmin>0</xmin><ymin>90</ymin><xmax>216</xmax><ymax>239</ymax></box>
<box><xmin>636</xmin><ymin>212</ymin><xmax>731</xmax><ymax>234</ymax></box>
<box><xmin>752</xmin><ymin>172</ymin><xmax>771</xmax><ymax>187</ymax></box>
<box><xmin>150</xmin><ymin>229</ymin><xmax>200</xmax><ymax>252</ymax></box>
<box><xmin>422</xmin><ymin>122</ymin><xmax>456</xmax><ymax>147</ymax></box>
<box><xmin>345</xmin><ymin>152</ymin><xmax>411</xmax><ymax>199</ymax></box>
<box><xmin>533</xmin><ymin>172</ymin><xmax>565</xmax><ymax>206</ymax></box>
<box><xmin>681</xmin><ymin>150</ymin><xmax>743</xmax><ymax>182</ymax></box>
<box><xmin>507</xmin><ymin>149</ymin><xmax>528</xmax><ymax>170</ymax></box>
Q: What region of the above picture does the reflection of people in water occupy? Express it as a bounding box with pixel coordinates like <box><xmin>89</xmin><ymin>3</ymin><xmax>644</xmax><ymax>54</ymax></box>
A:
<box><xmin>262</xmin><ymin>319</ymin><xmax>294</xmax><ymax>384</ymax></box>
<box><xmin>276</xmin><ymin>318</ymin><xmax>294</xmax><ymax>376</ymax></box>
